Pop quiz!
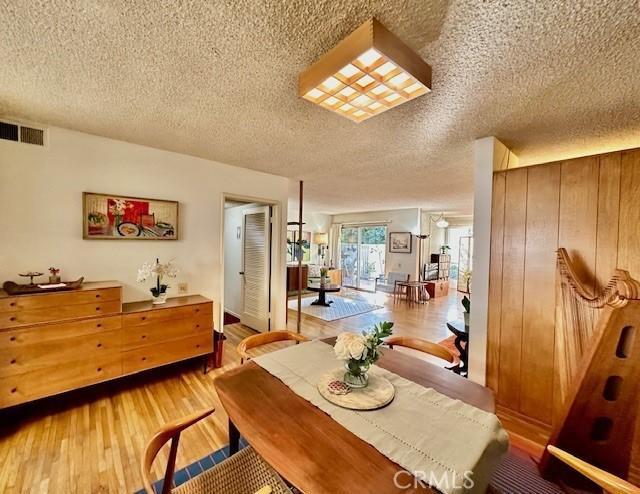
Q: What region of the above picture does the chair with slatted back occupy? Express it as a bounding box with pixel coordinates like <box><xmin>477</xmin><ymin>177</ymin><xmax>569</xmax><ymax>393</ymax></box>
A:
<box><xmin>384</xmin><ymin>336</ymin><xmax>456</xmax><ymax>364</ymax></box>
<box><xmin>237</xmin><ymin>330</ymin><xmax>309</xmax><ymax>364</ymax></box>
<box><xmin>141</xmin><ymin>407</ymin><xmax>292</xmax><ymax>494</ymax></box>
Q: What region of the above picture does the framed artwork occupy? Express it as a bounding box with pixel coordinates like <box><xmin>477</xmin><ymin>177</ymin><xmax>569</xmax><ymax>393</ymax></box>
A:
<box><xmin>287</xmin><ymin>230</ymin><xmax>311</xmax><ymax>263</ymax></box>
<box><xmin>389</xmin><ymin>232</ymin><xmax>412</xmax><ymax>253</ymax></box>
<box><xmin>83</xmin><ymin>192</ymin><xmax>179</xmax><ymax>240</ymax></box>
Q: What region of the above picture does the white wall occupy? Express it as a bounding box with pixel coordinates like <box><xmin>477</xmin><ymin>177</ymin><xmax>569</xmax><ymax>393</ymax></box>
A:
<box><xmin>0</xmin><ymin>126</ymin><xmax>290</xmax><ymax>331</ymax></box>
<box><xmin>468</xmin><ymin>137</ymin><xmax>517</xmax><ymax>385</ymax></box>
<box><xmin>331</xmin><ymin>208</ymin><xmax>421</xmax><ymax>278</ymax></box>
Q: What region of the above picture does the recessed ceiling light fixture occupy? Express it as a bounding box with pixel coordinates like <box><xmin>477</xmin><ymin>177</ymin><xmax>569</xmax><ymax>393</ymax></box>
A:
<box><xmin>299</xmin><ymin>18</ymin><xmax>432</xmax><ymax>123</ymax></box>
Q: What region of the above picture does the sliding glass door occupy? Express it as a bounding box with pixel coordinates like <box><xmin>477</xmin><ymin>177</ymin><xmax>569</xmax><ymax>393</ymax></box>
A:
<box><xmin>340</xmin><ymin>225</ymin><xmax>386</xmax><ymax>291</ymax></box>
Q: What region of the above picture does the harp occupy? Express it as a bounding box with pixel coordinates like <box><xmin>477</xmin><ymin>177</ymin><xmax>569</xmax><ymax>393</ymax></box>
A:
<box><xmin>540</xmin><ymin>248</ymin><xmax>640</xmax><ymax>485</ymax></box>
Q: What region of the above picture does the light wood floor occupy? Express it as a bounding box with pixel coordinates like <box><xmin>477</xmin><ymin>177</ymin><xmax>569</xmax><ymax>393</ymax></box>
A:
<box><xmin>0</xmin><ymin>288</ymin><xmax>464</xmax><ymax>493</ymax></box>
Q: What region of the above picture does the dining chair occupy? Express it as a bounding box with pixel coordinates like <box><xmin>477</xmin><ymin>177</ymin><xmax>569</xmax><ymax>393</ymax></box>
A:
<box><xmin>546</xmin><ymin>446</ymin><xmax>640</xmax><ymax>494</ymax></box>
<box><xmin>385</xmin><ymin>336</ymin><xmax>456</xmax><ymax>364</ymax></box>
<box><xmin>141</xmin><ymin>407</ymin><xmax>292</xmax><ymax>494</ymax></box>
<box><xmin>237</xmin><ymin>330</ymin><xmax>309</xmax><ymax>364</ymax></box>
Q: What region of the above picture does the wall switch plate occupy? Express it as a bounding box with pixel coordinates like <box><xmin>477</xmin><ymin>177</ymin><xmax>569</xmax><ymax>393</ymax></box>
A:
<box><xmin>178</xmin><ymin>282</ymin><xmax>188</xmax><ymax>294</ymax></box>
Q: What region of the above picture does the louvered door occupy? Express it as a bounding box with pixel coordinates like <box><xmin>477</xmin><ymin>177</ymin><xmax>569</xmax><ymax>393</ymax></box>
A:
<box><xmin>241</xmin><ymin>206</ymin><xmax>271</xmax><ymax>332</ymax></box>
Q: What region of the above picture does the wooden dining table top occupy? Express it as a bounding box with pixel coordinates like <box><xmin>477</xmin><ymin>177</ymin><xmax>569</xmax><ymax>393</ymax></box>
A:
<box><xmin>214</xmin><ymin>338</ymin><xmax>495</xmax><ymax>494</ymax></box>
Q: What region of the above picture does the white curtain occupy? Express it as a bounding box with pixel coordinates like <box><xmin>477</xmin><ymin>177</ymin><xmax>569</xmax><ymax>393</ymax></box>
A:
<box><xmin>329</xmin><ymin>224</ymin><xmax>341</xmax><ymax>269</ymax></box>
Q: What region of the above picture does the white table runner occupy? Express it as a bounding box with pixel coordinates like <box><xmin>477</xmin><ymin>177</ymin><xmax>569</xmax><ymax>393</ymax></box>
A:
<box><xmin>254</xmin><ymin>340</ymin><xmax>508</xmax><ymax>494</ymax></box>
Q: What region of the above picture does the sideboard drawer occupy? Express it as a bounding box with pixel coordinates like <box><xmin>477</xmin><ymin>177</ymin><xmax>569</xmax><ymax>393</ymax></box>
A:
<box><xmin>0</xmin><ymin>301</ymin><xmax>122</xmax><ymax>329</ymax></box>
<box><xmin>0</xmin><ymin>287</ymin><xmax>121</xmax><ymax>313</ymax></box>
<box><xmin>122</xmin><ymin>332</ymin><xmax>212</xmax><ymax>374</ymax></box>
<box><xmin>122</xmin><ymin>303</ymin><xmax>212</xmax><ymax>327</ymax></box>
<box><xmin>0</xmin><ymin>353</ymin><xmax>122</xmax><ymax>408</ymax></box>
<box><xmin>122</xmin><ymin>315</ymin><xmax>212</xmax><ymax>350</ymax></box>
<box><xmin>1</xmin><ymin>329</ymin><xmax>121</xmax><ymax>378</ymax></box>
<box><xmin>1</xmin><ymin>316</ymin><xmax>121</xmax><ymax>346</ymax></box>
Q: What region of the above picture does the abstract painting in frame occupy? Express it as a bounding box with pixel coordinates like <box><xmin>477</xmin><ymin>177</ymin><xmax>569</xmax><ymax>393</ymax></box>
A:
<box><xmin>389</xmin><ymin>232</ymin><xmax>412</xmax><ymax>253</ymax></box>
<box><xmin>83</xmin><ymin>192</ymin><xmax>179</xmax><ymax>240</ymax></box>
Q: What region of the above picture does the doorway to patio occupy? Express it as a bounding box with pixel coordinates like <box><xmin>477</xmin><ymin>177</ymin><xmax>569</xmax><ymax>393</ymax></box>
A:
<box><xmin>340</xmin><ymin>225</ymin><xmax>387</xmax><ymax>291</ymax></box>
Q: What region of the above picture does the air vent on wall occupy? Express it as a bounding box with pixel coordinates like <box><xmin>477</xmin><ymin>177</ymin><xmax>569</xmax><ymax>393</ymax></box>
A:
<box><xmin>0</xmin><ymin>120</ymin><xmax>46</xmax><ymax>146</ymax></box>
<box><xmin>0</xmin><ymin>121</ymin><xmax>19</xmax><ymax>142</ymax></box>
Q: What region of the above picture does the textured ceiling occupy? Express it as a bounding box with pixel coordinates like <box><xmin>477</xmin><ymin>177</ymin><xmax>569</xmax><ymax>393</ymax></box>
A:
<box><xmin>1</xmin><ymin>1</ymin><xmax>639</xmax><ymax>214</ymax></box>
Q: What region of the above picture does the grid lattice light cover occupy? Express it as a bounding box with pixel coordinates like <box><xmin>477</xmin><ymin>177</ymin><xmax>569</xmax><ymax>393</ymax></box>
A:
<box><xmin>299</xmin><ymin>18</ymin><xmax>432</xmax><ymax>123</ymax></box>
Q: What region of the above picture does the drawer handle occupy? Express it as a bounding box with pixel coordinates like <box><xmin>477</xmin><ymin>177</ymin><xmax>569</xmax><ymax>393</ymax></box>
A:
<box><xmin>10</xmin><ymin>359</ymin><xmax>16</xmax><ymax>364</ymax></box>
<box><xmin>9</xmin><ymin>317</ymin><xmax>16</xmax><ymax>322</ymax></box>
<box><xmin>195</xmin><ymin>308</ymin><xmax>200</xmax><ymax>313</ymax></box>
<box><xmin>9</xmin><ymin>302</ymin><xmax>16</xmax><ymax>307</ymax></box>
<box><xmin>196</xmin><ymin>344</ymin><xmax>200</xmax><ymax>348</ymax></box>
<box><xmin>10</xmin><ymin>336</ymin><xmax>16</xmax><ymax>342</ymax></box>
<box><xmin>95</xmin><ymin>294</ymin><xmax>101</xmax><ymax>298</ymax></box>
<box><xmin>142</xmin><ymin>357</ymin><xmax>147</xmax><ymax>361</ymax></box>
<box><xmin>141</xmin><ymin>316</ymin><xmax>147</xmax><ymax>321</ymax></box>
<box><xmin>11</xmin><ymin>387</ymin><xmax>17</xmax><ymax>394</ymax></box>
<box><xmin>97</xmin><ymin>343</ymin><xmax>102</xmax><ymax>348</ymax></box>
<box><xmin>141</xmin><ymin>335</ymin><xmax>147</xmax><ymax>339</ymax></box>
<box><xmin>95</xmin><ymin>307</ymin><xmax>101</xmax><ymax>311</ymax></box>
<box><xmin>97</xmin><ymin>323</ymin><xmax>102</xmax><ymax>328</ymax></box>
<box><xmin>196</xmin><ymin>324</ymin><xmax>200</xmax><ymax>328</ymax></box>
<box><xmin>97</xmin><ymin>367</ymin><xmax>102</xmax><ymax>372</ymax></box>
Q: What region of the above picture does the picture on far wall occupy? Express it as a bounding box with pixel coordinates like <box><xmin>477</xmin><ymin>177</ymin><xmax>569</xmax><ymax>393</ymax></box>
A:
<box><xmin>287</xmin><ymin>230</ymin><xmax>311</xmax><ymax>263</ymax></box>
<box><xmin>389</xmin><ymin>232</ymin><xmax>412</xmax><ymax>253</ymax></box>
<box><xmin>83</xmin><ymin>192</ymin><xmax>179</xmax><ymax>240</ymax></box>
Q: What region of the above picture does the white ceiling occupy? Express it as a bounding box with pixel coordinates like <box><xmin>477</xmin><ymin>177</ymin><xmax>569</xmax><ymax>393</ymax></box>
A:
<box><xmin>1</xmin><ymin>1</ymin><xmax>639</xmax><ymax>214</ymax></box>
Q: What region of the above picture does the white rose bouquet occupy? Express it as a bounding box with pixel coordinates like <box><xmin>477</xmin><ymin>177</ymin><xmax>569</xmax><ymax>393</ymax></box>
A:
<box><xmin>334</xmin><ymin>321</ymin><xmax>394</xmax><ymax>387</ymax></box>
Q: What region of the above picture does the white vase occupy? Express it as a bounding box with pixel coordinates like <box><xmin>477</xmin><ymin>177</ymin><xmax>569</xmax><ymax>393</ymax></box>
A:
<box><xmin>152</xmin><ymin>292</ymin><xmax>168</xmax><ymax>305</ymax></box>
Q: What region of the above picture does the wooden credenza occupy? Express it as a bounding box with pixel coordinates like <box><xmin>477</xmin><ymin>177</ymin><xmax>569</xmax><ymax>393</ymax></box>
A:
<box><xmin>0</xmin><ymin>282</ymin><xmax>213</xmax><ymax>408</ymax></box>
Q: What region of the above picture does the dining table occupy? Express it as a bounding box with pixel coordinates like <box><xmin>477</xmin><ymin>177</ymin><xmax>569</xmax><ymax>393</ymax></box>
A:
<box><xmin>214</xmin><ymin>337</ymin><xmax>496</xmax><ymax>494</ymax></box>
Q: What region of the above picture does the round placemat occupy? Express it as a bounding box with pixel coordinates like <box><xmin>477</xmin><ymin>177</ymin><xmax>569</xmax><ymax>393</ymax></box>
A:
<box><xmin>317</xmin><ymin>368</ymin><xmax>395</xmax><ymax>410</ymax></box>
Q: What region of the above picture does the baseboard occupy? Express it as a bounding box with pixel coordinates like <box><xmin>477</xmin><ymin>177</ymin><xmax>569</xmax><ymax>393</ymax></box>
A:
<box><xmin>497</xmin><ymin>404</ymin><xmax>552</xmax><ymax>453</ymax></box>
<box><xmin>223</xmin><ymin>310</ymin><xmax>240</xmax><ymax>325</ymax></box>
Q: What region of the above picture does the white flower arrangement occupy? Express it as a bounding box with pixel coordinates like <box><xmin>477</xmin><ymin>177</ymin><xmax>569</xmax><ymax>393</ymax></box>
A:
<box><xmin>334</xmin><ymin>321</ymin><xmax>394</xmax><ymax>366</ymax></box>
<box><xmin>137</xmin><ymin>258</ymin><xmax>178</xmax><ymax>297</ymax></box>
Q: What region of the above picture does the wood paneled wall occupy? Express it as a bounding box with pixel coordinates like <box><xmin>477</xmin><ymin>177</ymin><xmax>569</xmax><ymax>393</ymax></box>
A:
<box><xmin>487</xmin><ymin>147</ymin><xmax>640</xmax><ymax>480</ymax></box>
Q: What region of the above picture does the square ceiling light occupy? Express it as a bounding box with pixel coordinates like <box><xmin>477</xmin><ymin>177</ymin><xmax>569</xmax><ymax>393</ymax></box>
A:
<box><xmin>299</xmin><ymin>18</ymin><xmax>432</xmax><ymax>123</ymax></box>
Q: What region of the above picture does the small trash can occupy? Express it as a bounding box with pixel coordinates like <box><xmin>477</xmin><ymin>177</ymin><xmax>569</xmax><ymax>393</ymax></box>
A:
<box><xmin>213</xmin><ymin>330</ymin><xmax>227</xmax><ymax>368</ymax></box>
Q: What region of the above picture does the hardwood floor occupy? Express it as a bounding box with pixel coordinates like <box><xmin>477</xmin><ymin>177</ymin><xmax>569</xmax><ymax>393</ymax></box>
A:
<box><xmin>0</xmin><ymin>287</ymin><xmax>464</xmax><ymax>493</ymax></box>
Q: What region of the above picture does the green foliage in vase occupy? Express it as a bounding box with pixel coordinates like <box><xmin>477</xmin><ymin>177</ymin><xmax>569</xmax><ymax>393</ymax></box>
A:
<box><xmin>334</xmin><ymin>321</ymin><xmax>394</xmax><ymax>367</ymax></box>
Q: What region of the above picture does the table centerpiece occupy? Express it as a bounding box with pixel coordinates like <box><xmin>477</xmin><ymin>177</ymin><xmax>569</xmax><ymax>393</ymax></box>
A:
<box><xmin>333</xmin><ymin>321</ymin><xmax>393</xmax><ymax>388</ymax></box>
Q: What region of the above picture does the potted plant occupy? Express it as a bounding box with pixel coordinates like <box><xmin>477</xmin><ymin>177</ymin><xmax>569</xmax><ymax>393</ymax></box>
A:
<box><xmin>462</xmin><ymin>295</ymin><xmax>471</xmax><ymax>328</ymax></box>
<box><xmin>333</xmin><ymin>321</ymin><xmax>394</xmax><ymax>388</ymax></box>
<box><xmin>137</xmin><ymin>258</ymin><xmax>178</xmax><ymax>304</ymax></box>
<box><xmin>320</xmin><ymin>267</ymin><xmax>329</xmax><ymax>286</ymax></box>
<box><xmin>48</xmin><ymin>267</ymin><xmax>61</xmax><ymax>284</ymax></box>
<box><xmin>440</xmin><ymin>244</ymin><xmax>451</xmax><ymax>255</ymax></box>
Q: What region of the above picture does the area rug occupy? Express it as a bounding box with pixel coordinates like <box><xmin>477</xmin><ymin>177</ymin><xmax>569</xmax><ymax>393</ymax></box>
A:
<box><xmin>287</xmin><ymin>295</ymin><xmax>382</xmax><ymax>321</ymax></box>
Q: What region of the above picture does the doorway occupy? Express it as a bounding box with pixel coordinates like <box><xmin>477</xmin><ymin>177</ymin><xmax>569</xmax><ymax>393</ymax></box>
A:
<box><xmin>223</xmin><ymin>198</ymin><xmax>275</xmax><ymax>333</ymax></box>
<box><xmin>447</xmin><ymin>225</ymin><xmax>473</xmax><ymax>291</ymax></box>
<box><xmin>340</xmin><ymin>225</ymin><xmax>387</xmax><ymax>291</ymax></box>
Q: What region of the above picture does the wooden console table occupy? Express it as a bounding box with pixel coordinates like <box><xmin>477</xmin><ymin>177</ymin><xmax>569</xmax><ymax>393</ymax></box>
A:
<box><xmin>0</xmin><ymin>282</ymin><xmax>213</xmax><ymax>408</ymax></box>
